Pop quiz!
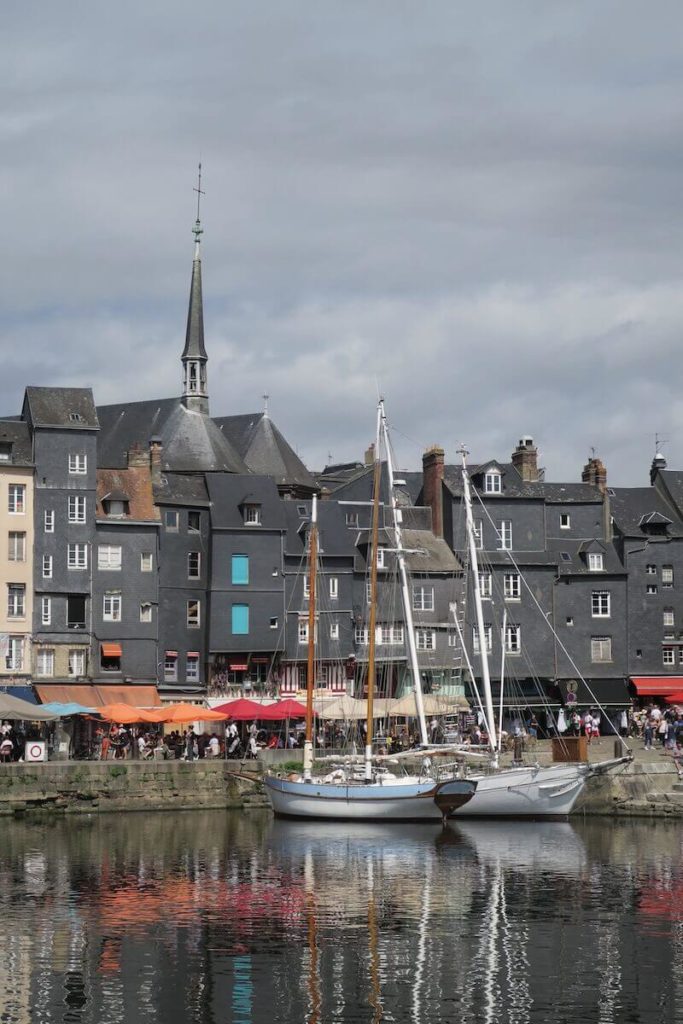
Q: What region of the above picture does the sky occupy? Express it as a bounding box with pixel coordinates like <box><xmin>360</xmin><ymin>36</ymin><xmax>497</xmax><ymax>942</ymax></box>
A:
<box><xmin>3</xmin><ymin>1</ymin><xmax>683</xmax><ymax>484</ymax></box>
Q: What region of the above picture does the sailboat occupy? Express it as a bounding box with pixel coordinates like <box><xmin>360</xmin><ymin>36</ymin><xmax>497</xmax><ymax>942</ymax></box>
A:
<box><xmin>264</xmin><ymin>401</ymin><xmax>477</xmax><ymax>822</ymax></box>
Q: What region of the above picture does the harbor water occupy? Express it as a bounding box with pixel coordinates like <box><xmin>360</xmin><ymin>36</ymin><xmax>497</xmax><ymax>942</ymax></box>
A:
<box><xmin>0</xmin><ymin>810</ymin><xmax>681</xmax><ymax>1023</ymax></box>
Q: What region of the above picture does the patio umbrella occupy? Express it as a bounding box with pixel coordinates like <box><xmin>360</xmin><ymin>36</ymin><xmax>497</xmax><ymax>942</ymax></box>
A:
<box><xmin>257</xmin><ymin>699</ymin><xmax>309</xmax><ymax>720</ymax></box>
<box><xmin>0</xmin><ymin>693</ymin><xmax>60</xmax><ymax>721</ymax></box>
<box><xmin>150</xmin><ymin>703</ymin><xmax>229</xmax><ymax>724</ymax></box>
<box><xmin>211</xmin><ymin>698</ymin><xmax>272</xmax><ymax>721</ymax></box>
<box><xmin>97</xmin><ymin>703</ymin><xmax>160</xmax><ymax>724</ymax></box>
<box><xmin>40</xmin><ymin>702</ymin><xmax>96</xmax><ymax>716</ymax></box>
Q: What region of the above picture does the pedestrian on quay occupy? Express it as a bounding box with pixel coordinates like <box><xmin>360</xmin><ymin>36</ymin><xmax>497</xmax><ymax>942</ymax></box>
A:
<box><xmin>644</xmin><ymin>716</ymin><xmax>654</xmax><ymax>750</ymax></box>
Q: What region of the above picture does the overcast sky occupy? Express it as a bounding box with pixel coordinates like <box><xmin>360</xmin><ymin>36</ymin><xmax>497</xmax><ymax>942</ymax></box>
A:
<box><xmin>3</xmin><ymin>1</ymin><xmax>683</xmax><ymax>484</ymax></box>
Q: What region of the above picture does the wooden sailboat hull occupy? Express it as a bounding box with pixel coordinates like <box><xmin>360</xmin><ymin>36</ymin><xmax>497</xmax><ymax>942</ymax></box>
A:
<box><xmin>265</xmin><ymin>775</ymin><xmax>477</xmax><ymax>822</ymax></box>
<box><xmin>451</xmin><ymin>762</ymin><xmax>590</xmax><ymax>819</ymax></box>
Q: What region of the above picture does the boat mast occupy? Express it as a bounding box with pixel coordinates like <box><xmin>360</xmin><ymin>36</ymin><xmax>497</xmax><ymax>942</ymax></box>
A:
<box><xmin>459</xmin><ymin>446</ymin><xmax>498</xmax><ymax>764</ymax></box>
<box><xmin>381</xmin><ymin>403</ymin><xmax>429</xmax><ymax>747</ymax></box>
<box><xmin>365</xmin><ymin>404</ymin><xmax>383</xmax><ymax>781</ymax></box>
<box><xmin>303</xmin><ymin>493</ymin><xmax>318</xmax><ymax>781</ymax></box>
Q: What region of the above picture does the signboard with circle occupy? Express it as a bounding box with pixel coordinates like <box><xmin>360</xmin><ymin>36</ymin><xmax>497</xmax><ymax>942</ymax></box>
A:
<box><xmin>25</xmin><ymin>741</ymin><xmax>47</xmax><ymax>763</ymax></box>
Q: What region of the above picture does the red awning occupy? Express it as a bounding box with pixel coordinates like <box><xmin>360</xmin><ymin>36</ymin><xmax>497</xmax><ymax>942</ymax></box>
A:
<box><xmin>101</xmin><ymin>642</ymin><xmax>122</xmax><ymax>658</ymax></box>
<box><xmin>165</xmin><ymin>651</ymin><xmax>178</xmax><ymax>658</ymax></box>
<box><xmin>631</xmin><ymin>677</ymin><xmax>683</xmax><ymax>697</ymax></box>
<box><xmin>35</xmin><ymin>685</ymin><xmax>161</xmax><ymax>707</ymax></box>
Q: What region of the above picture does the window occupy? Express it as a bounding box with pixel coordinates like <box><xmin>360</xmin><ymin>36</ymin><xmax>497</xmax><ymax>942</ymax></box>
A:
<box><xmin>478</xmin><ymin>572</ymin><xmax>492</xmax><ymax>599</ymax></box>
<box><xmin>663</xmin><ymin>647</ymin><xmax>675</xmax><ymax>666</ymax></box>
<box><xmin>645</xmin><ymin>564</ymin><xmax>657</xmax><ymax>575</ymax></box>
<box><xmin>67</xmin><ymin>595</ymin><xmax>86</xmax><ymax>629</ymax></box>
<box><xmin>472</xmin><ymin>624</ymin><xmax>493</xmax><ymax>653</ymax></box>
<box><xmin>42</xmin><ymin>555</ymin><xmax>52</xmax><ymax>579</ymax></box>
<box><xmin>41</xmin><ymin>596</ymin><xmax>51</xmax><ymax>626</ymax></box>
<box><xmin>98</xmin><ymin>544</ymin><xmax>122</xmax><ymax>571</ymax></box>
<box><xmin>269</xmin><ymin>616</ymin><xmax>278</xmax><ymax>629</ymax></box>
<box><xmin>329</xmin><ymin>577</ymin><xmax>338</xmax><ymax>600</ymax></box>
<box><xmin>560</xmin><ymin>513</ymin><xmax>570</xmax><ymax>529</ymax></box>
<box><xmin>68</xmin><ymin>454</ymin><xmax>87</xmax><ymax>474</ymax></box>
<box><xmin>505</xmin><ymin>623</ymin><xmax>521</xmax><ymax>654</ymax></box>
<box><xmin>588</xmin><ymin>553</ymin><xmax>604</xmax><ymax>572</ymax></box>
<box><xmin>7</xmin><ymin>584</ymin><xmax>25</xmax><ymax>618</ymax></box>
<box><xmin>498</xmin><ymin>521</ymin><xmax>512</xmax><ymax>550</ymax></box>
<box><xmin>164</xmin><ymin>653</ymin><xmax>178</xmax><ymax>682</ymax></box>
<box><xmin>379</xmin><ymin>624</ymin><xmax>404</xmax><ymax>645</ymax></box>
<box><xmin>103</xmin><ymin>498</ymin><xmax>127</xmax><ymax>517</ymax></box>
<box><xmin>484</xmin><ymin>470</ymin><xmax>502</xmax><ymax>494</ymax></box>
<box><xmin>345</xmin><ymin>512</ymin><xmax>359</xmax><ymax>528</ymax></box>
<box><xmin>8</xmin><ymin>484</ymin><xmax>25</xmax><ymax>514</ymax></box>
<box><xmin>376</xmin><ymin>548</ymin><xmax>387</xmax><ymax>569</ymax></box>
<box><xmin>244</xmin><ymin>504</ymin><xmax>261</xmax><ymax>526</ymax></box>
<box><xmin>365</xmin><ymin>580</ymin><xmax>372</xmax><ymax>604</ymax></box>
<box><xmin>566</xmin><ymin>616</ymin><xmax>574</xmax><ymax>627</ymax></box>
<box><xmin>297</xmin><ymin>505</ymin><xmax>308</xmax><ymax>517</ymax></box>
<box><xmin>298</xmin><ymin>619</ymin><xmax>309</xmax><ymax>644</ymax></box>
<box><xmin>35</xmin><ymin>649</ymin><xmax>54</xmax><ymax>677</ymax></box>
<box><xmin>473</xmin><ymin>520</ymin><xmax>483</xmax><ymax>549</ymax></box>
<box><xmin>647</xmin><ymin>584</ymin><xmax>658</xmax><ymax>595</ymax></box>
<box><xmin>67</xmin><ymin>495</ymin><xmax>86</xmax><ymax>523</ymax></box>
<box><xmin>186</xmin><ymin>654</ymin><xmax>200</xmax><ymax>683</ymax></box>
<box><xmin>140</xmin><ymin>603</ymin><xmax>152</xmax><ymax>623</ymax></box>
<box><xmin>231</xmin><ymin>554</ymin><xmax>249</xmax><ymax>585</ymax></box>
<box><xmin>591</xmin><ymin>636</ymin><xmax>612</xmax><ymax>662</ymax></box>
<box><xmin>416</xmin><ymin>629</ymin><xmax>436</xmax><ymax>651</ymax></box>
<box><xmin>68</xmin><ymin>649</ymin><xmax>86</xmax><ymax>677</ymax></box>
<box><xmin>662</xmin><ymin>566</ymin><xmax>674</xmax><ymax>588</ymax></box>
<box><xmin>504</xmin><ymin>573</ymin><xmax>520</xmax><ymax>599</ymax></box>
<box><xmin>230</xmin><ymin>603</ymin><xmax>248</xmax><ymax>635</ymax></box>
<box><xmin>413</xmin><ymin>585</ymin><xmax>434</xmax><ymax>611</ymax></box>
<box><xmin>164</xmin><ymin>509</ymin><xmax>179</xmax><ymax>531</ymax></box>
<box><xmin>664</xmin><ymin>608</ymin><xmax>675</xmax><ymax>627</ymax></box>
<box><xmin>187</xmin><ymin>600</ymin><xmax>200</xmax><ymax>628</ymax></box>
<box><xmin>304</xmin><ymin>577</ymin><xmax>311</xmax><ymax>600</ymax></box>
<box><xmin>8</xmin><ymin>532</ymin><xmax>25</xmax><ymax>562</ymax></box>
<box><xmin>141</xmin><ymin>552</ymin><xmax>153</xmax><ymax>572</ymax></box>
<box><xmin>560</xmin><ymin>552</ymin><xmax>571</xmax><ymax>563</ymax></box>
<box><xmin>355</xmin><ymin>626</ymin><xmax>369</xmax><ymax>645</ymax></box>
<box><xmin>330</xmin><ymin>622</ymin><xmax>339</xmax><ymax>640</ymax></box>
<box><xmin>188</xmin><ymin>552</ymin><xmax>201</xmax><ymax>579</ymax></box>
<box><xmin>68</xmin><ymin>543</ymin><xmax>88</xmax><ymax>569</ymax></box>
<box><xmin>103</xmin><ymin>593</ymin><xmax>122</xmax><ymax>622</ymax></box>
<box><xmin>591</xmin><ymin>591</ymin><xmax>611</xmax><ymax>618</ymax></box>
<box><xmin>6</xmin><ymin>637</ymin><xmax>23</xmax><ymax>672</ymax></box>
<box><xmin>44</xmin><ymin>509</ymin><xmax>54</xmax><ymax>533</ymax></box>
<box><xmin>188</xmin><ymin>510</ymin><xmax>201</xmax><ymax>533</ymax></box>
<box><xmin>447</xmin><ymin>633</ymin><xmax>458</xmax><ymax>647</ymax></box>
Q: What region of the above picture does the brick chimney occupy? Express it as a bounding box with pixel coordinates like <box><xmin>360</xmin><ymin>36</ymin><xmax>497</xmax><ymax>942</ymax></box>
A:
<box><xmin>149</xmin><ymin>436</ymin><xmax>163</xmax><ymax>486</ymax></box>
<box><xmin>582</xmin><ymin>455</ymin><xmax>607</xmax><ymax>493</ymax></box>
<box><xmin>127</xmin><ymin>442</ymin><xmax>148</xmax><ymax>469</ymax></box>
<box><xmin>511</xmin><ymin>436</ymin><xmax>539</xmax><ymax>482</ymax></box>
<box><xmin>364</xmin><ymin>442</ymin><xmax>375</xmax><ymax>467</ymax></box>
<box><xmin>422</xmin><ymin>446</ymin><xmax>445</xmax><ymax>538</ymax></box>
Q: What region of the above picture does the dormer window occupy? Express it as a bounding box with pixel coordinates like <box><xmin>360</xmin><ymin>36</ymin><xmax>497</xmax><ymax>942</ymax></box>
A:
<box><xmin>103</xmin><ymin>498</ymin><xmax>128</xmax><ymax>518</ymax></box>
<box><xmin>244</xmin><ymin>503</ymin><xmax>261</xmax><ymax>526</ymax></box>
<box><xmin>484</xmin><ymin>470</ymin><xmax>502</xmax><ymax>494</ymax></box>
<box><xmin>0</xmin><ymin>443</ymin><xmax>11</xmax><ymax>462</ymax></box>
<box><xmin>588</xmin><ymin>553</ymin><xmax>604</xmax><ymax>572</ymax></box>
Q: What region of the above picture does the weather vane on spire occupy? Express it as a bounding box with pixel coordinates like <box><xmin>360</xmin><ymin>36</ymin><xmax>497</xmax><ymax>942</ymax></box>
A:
<box><xmin>193</xmin><ymin>162</ymin><xmax>205</xmax><ymax>246</ymax></box>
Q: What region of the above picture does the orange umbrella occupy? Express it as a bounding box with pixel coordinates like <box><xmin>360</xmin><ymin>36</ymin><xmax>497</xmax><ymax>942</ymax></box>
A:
<box><xmin>147</xmin><ymin>702</ymin><xmax>229</xmax><ymax>724</ymax></box>
<box><xmin>97</xmin><ymin>703</ymin><xmax>160</xmax><ymax>724</ymax></box>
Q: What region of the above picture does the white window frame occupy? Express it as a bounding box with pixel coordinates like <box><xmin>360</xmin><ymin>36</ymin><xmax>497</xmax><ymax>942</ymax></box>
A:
<box><xmin>44</xmin><ymin>509</ymin><xmax>55</xmax><ymax>533</ymax></box>
<box><xmin>478</xmin><ymin>572</ymin><xmax>492</xmax><ymax>599</ymax></box>
<box><xmin>645</xmin><ymin>564</ymin><xmax>657</xmax><ymax>575</ymax></box>
<box><xmin>472</xmin><ymin>623</ymin><xmax>493</xmax><ymax>654</ymax></box>
<box><xmin>560</xmin><ymin>513</ymin><xmax>571</xmax><ymax>529</ymax></box>
<box><xmin>8</xmin><ymin>484</ymin><xmax>25</xmax><ymax>514</ymax></box>
<box><xmin>504</xmin><ymin>573</ymin><xmax>521</xmax><ymax>600</ymax></box>
<box><xmin>329</xmin><ymin>577</ymin><xmax>338</xmax><ymax>600</ymax></box>
<box><xmin>505</xmin><ymin>623</ymin><xmax>521</xmax><ymax>654</ymax></box>
<box><xmin>647</xmin><ymin>583</ymin><xmax>658</xmax><ymax>595</ymax></box>
<box><xmin>68</xmin><ymin>453</ymin><xmax>87</xmax><ymax>475</ymax></box>
<box><xmin>415</xmin><ymin>629</ymin><xmax>436</xmax><ymax>651</ymax></box>
<box><xmin>68</xmin><ymin>494</ymin><xmax>86</xmax><ymax>523</ymax></box>
<box><xmin>42</xmin><ymin>554</ymin><xmax>53</xmax><ymax>579</ymax></box>
<box><xmin>98</xmin><ymin>544</ymin><xmax>122</xmax><ymax>571</ymax></box>
<box><xmin>592</xmin><ymin>636</ymin><xmax>612</xmax><ymax>663</ymax></box>
<box><xmin>345</xmin><ymin>512</ymin><xmax>359</xmax><ymax>528</ymax></box>
<box><xmin>663</xmin><ymin>646</ymin><xmax>675</xmax><ymax>666</ymax></box>
<box><xmin>186</xmin><ymin>654</ymin><xmax>200</xmax><ymax>683</ymax></box>
<box><xmin>591</xmin><ymin>590</ymin><xmax>611</xmax><ymax>618</ymax></box>
<box><xmin>354</xmin><ymin>626</ymin><xmax>369</xmax><ymax>645</ymax></box>
<box><xmin>141</xmin><ymin>552</ymin><xmax>153</xmax><ymax>572</ymax></box>
<box><xmin>330</xmin><ymin>622</ymin><xmax>339</xmax><ymax>640</ymax></box>
<box><xmin>7</xmin><ymin>584</ymin><xmax>25</xmax><ymax>618</ymax></box>
<box><xmin>484</xmin><ymin>470</ymin><xmax>502</xmax><ymax>494</ymax></box>
<box><xmin>41</xmin><ymin>596</ymin><xmax>51</xmax><ymax>626</ymax></box>
<box><xmin>67</xmin><ymin>543</ymin><xmax>88</xmax><ymax>570</ymax></box>
<box><xmin>188</xmin><ymin>551</ymin><xmax>201</xmax><ymax>579</ymax></box>
<box><xmin>662</xmin><ymin>566</ymin><xmax>674</xmax><ymax>588</ymax></box>
<box><xmin>103</xmin><ymin>593</ymin><xmax>122</xmax><ymax>622</ymax></box>
<box><xmin>376</xmin><ymin>547</ymin><xmax>387</xmax><ymax>569</ymax></box>
<box><xmin>244</xmin><ymin>504</ymin><xmax>261</xmax><ymax>526</ymax></box>
<box><xmin>140</xmin><ymin>603</ymin><xmax>152</xmax><ymax>623</ymax></box>
<box><xmin>298</xmin><ymin>619</ymin><xmax>309</xmax><ymax>644</ymax></box>
<box><xmin>68</xmin><ymin>649</ymin><xmax>86</xmax><ymax>678</ymax></box>
<box><xmin>664</xmin><ymin>608</ymin><xmax>675</xmax><ymax>628</ymax></box>
<box><xmin>164</xmin><ymin>654</ymin><xmax>178</xmax><ymax>682</ymax></box>
<box><xmin>498</xmin><ymin>521</ymin><xmax>512</xmax><ymax>551</ymax></box>
<box><xmin>473</xmin><ymin>519</ymin><xmax>483</xmax><ymax>549</ymax></box>
<box><xmin>413</xmin><ymin>585</ymin><xmax>435</xmax><ymax>611</ymax></box>
<box><xmin>588</xmin><ymin>553</ymin><xmax>604</xmax><ymax>572</ymax></box>
<box><xmin>35</xmin><ymin>648</ymin><xmax>55</xmax><ymax>677</ymax></box>
<box><xmin>5</xmin><ymin>636</ymin><xmax>24</xmax><ymax>672</ymax></box>
<box><xmin>187</xmin><ymin>600</ymin><xmax>200</xmax><ymax>628</ymax></box>
<box><xmin>8</xmin><ymin>532</ymin><xmax>26</xmax><ymax>562</ymax></box>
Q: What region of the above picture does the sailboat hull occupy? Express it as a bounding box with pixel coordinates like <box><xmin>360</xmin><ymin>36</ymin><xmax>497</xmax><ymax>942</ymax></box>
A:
<box><xmin>451</xmin><ymin>763</ymin><xmax>590</xmax><ymax>819</ymax></box>
<box><xmin>265</xmin><ymin>775</ymin><xmax>476</xmax><ymax>822</ymax></box>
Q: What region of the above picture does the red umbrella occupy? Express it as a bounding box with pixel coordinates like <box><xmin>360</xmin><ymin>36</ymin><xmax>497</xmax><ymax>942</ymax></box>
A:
<box><xmin>257</xmin><ymin>699</ymin><xmax>310</xmax><ymax>720</ymax></box>
<box><xmin>212</xmin><ymin>698</ymin><xmax>272</xmax><ymax>720</ymax></box>
<box><xmin>664</xmin><ymin>692</ymin><xmax>683</xmax><ymax>704</ymax></box>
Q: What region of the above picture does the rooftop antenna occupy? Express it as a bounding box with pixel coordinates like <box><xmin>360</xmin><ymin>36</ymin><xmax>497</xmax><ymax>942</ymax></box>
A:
<box><xmin>192</xmin><ymin>162</ymin><xmax>204</xmax><ymax>251</ymax></box>
<box><xmin>590</xmin><ymin>446</ymin><xmax>596</xmax><ymax>458</ymax></box>
<box><xmin>655</xmin><ymin>432</ymin><xmax>669</xmax><ymax>455</ymax></box>
<box><xmin>262</xmin><ymin>393</ymin><xmax>270</xmax><ymax>417</ymax></box>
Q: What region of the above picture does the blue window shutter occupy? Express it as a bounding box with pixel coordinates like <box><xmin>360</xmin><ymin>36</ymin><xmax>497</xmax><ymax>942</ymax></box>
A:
<box><xmin>232</xmin><ymin>554</ymin><xmax>249</xmax><ymax>585</ymax></box>
<box><xmin>232</xmin><ymin>604</ymin><xmax>249</xmax><ymax>635</ymax></box>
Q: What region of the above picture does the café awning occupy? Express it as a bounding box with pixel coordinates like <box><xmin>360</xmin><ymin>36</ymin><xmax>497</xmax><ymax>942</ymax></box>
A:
<box><xmin>35</xmin><ymin>685</ymin><xmax>161</xmax><ymax>708</ymax></box>
<box><xmin>631</xmin><ymin>677</ymin><xmax>683</xmax><ymax>697</ymax></box>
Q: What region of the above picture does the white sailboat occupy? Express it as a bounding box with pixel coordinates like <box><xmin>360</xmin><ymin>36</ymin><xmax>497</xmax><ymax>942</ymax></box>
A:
<box><xmin>265</xmin><ymin>401</ymin><xmax>477</xmax><ymax>822</ymax></box>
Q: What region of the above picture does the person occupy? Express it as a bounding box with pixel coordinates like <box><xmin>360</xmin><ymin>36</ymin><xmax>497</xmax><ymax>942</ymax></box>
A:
<box><xmin>527</xmin><ymin>715</ymin><xmax>539</xmax><ymax>741</ymax></box>
<box><xmin>0</xmin><ymin>735</ymin><xmax>13</xmax><ymax>763</ymax></box>
<box><xmin>185</xmin><ymin>728</ymin><xmax>197</xmax><ymax>761</ymax></box>
<box><xmin>644</xmin><ymin>715</ymin><xmax>653</xmax><ymax>750</ymax></box>
<box><xmin>208</xmin><ymin>733</ymin><xmax>220</xmax><ymax>758</ymax></box>
<box><xmin>583</xmin><ymin>711</ymin><xmax>593</xmax><ymax>743</ymax></box>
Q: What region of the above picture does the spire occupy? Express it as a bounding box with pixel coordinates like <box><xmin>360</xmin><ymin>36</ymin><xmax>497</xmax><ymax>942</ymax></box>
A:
<box><xmin>182</xmin><ymin>163</ymin><xmax>209</xmax><ymax>414</ymax></box>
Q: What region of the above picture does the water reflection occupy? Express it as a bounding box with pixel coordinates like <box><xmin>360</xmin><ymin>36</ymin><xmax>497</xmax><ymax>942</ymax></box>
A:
<box><xmin>0</xmin><ymin>813</ymin><xmax>681</xmax><ymax>1023</ymax></box>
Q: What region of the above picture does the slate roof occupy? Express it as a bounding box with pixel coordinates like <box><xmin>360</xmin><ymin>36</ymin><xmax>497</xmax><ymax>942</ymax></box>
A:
<box><xmin>97</xmin><ymin>398</ymin><xmax>247</xmax><ymax>473</ymax></box>
<box><xmin>322</xmin><ymin>462</ymin><xmax>414</xmax><ymax>508</ymax></box>
<box><xmin>609</xmin><ymin>487</ymin><xmax>683</xmax><ymax>538</ymax></box>
<box><xmin>153</xmin><ymin>473</ymin><xmax>210</xmax><ymax>507</ymax></box>
<box><xmin>282</xmin><ymin>500</ymin><xmax>356</xmax><ymax>558</ymax></box>
<box><xmin>215</xmin><ymin>412</ymin><xmax>317</xmax><ymax>493</ymax></box>
<box><xmin>443</xmin><ymin>463</ymin><xmax>602</xmax><ymax>504</ymax></box>
<box><xmin>0</xmin><ymin>420</ymin><xmax>32</xmax><ymax>466</ymax></box>
<box><xmin>23</xmin><ymin>387</ymin><xmax>99</xmax><ymax>430</ymax></box>
<box><xmin>546</xmin><ymin>537</ymin><xmax>625</xmax><ymax>576</ymax></box>
<box><xmin>206</xmin><ymin>474</ymin><xmax>286</xmax><ymax>530</ymax></box>
<box><xmin>655</xmin><ymin>470</ymin><xmax>683</xmax><ymax>516</ymax></box>
<box><xmin>181</xmin><ymin>254</ymin><xmax>207</xmax><ymax>361</ymax></box>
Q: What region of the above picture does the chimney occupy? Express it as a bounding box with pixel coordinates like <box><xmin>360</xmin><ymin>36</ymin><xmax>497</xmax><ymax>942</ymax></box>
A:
<box><xmin>149</xmin><ymin>436</ymin><xmax>163</xmax><ymax>486</ymax></box>
<box><xmin>650</xmin><ymin>452</ymin><xmax>667</xmax><ymax>486</ymax></box>
<box><xmin>364</xmin><ymin>442</ymin><xmax>375</xmax><ymax>467</ymax></box>
<box><xmin>127</xmin><ymin>442</ymin><xmax>148</xmax><ymax>469</ymax></box>
<box><xmin>582</xmin><ymin>455</ymin><xmax>607</xmax><ymax>493</ymax></box>
<box><xmin>511</xmin><ymin>436</ymin><xmax>539</xmax><ymax>482</ymax></box>
<box><xmin>422</xmin><ymin>446</ymin><xmax>445</xmax><ymax>539</ymax></box>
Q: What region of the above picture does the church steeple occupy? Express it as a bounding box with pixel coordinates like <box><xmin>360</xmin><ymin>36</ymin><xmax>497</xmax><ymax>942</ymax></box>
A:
<box><xmin>182</xmin><ymin>164</ymin><xmax>209</xmax><ymax>414</ymax></box>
